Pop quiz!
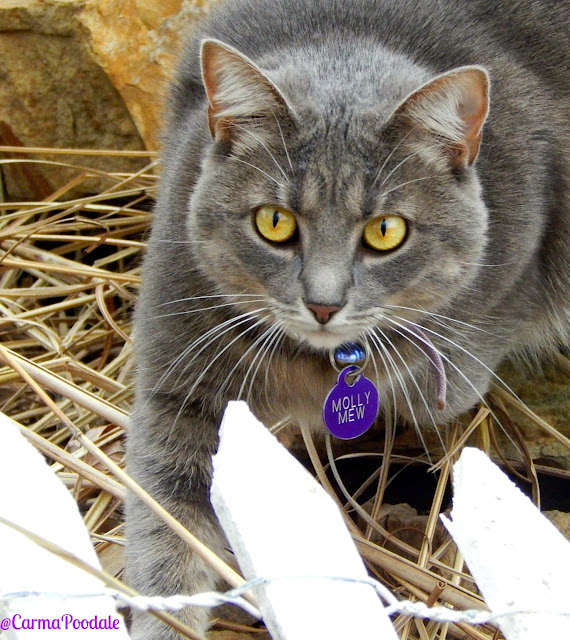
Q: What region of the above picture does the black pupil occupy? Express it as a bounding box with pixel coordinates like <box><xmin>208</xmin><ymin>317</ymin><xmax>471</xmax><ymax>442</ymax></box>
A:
<box><xmin>272</xmin><ymin>211</ymin><xmax>280</xmax><ymax>228</ymax></box>
<box><xmin>380</xmin><ymin>218</ymin><xmax>387</xmax><ymax>237</ymax></box>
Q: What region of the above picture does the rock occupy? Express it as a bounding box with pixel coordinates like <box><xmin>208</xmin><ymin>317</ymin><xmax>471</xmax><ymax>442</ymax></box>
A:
<box><xmin>79</xmin><ymin>0</ymin><xmax>215</xmax><ymax>150</ymax></box>
<box><xmin>357</xmin><ymin>502</ymin><xmax>454</xmax><ymax>565</ymax></box>
<box><xmin>0</xmin><ymin>0</ymin><xmax>143</xmax><ymax>198</ymax></box>
<box><xmin>498</xmin><ymin>357</ymin><xmax>570</xmax><ymax>435</ymax></box>
<box><xmin>544</xmin><ymin>510</ymin><xmax>570</xmax><ymax>542</ymax></box>
<box><xmin>494</xmin><ymin>357</ymin><xmax>570</xmax><ymax>469</ymax></box>
<box><xmin>0</xmin><ymin>0</ymin><xmax>216</xmax><ymax>199</ymax></box>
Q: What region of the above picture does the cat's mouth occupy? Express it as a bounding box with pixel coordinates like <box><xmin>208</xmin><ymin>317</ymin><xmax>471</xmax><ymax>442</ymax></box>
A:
<box><xmin>299</xmin><ymin>329</ymin><xmax>354</xmax><ymax>350</ymax></box>
<box><xmin>285</xmin><ymin>319</ymin><xmax>447</xmax><ymax>410</ymax></box>
<box><xmin>284</xmin><ymin>320</ymin><xmax>367</xmax><ymax>350</ymax></box>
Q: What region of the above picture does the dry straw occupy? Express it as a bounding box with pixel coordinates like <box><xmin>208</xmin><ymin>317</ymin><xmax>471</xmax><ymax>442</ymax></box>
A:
<box><xmin>0</xmin><ymin>147</ymin><xmax>568</xmax><ymax>640</ymax></box>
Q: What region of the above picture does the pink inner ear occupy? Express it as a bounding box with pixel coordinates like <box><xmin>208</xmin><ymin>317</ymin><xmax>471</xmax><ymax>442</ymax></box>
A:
<box><xmin>200</xmin><ymin>39</ymin><xmax>290</xmax><ymax>142</ymax></box>
<box><xmin>456</xmin><ymin>71</ymin><xmax>490</xmax><ymax>163</ymax></box>
<box><xmin>201</xmin><ymin>41</ymin><xmax>234</xmax><ymax>138</ymax></box>
<box><xmin>397</xmin><ymin>67</ymin><xmax>490</xmax><ymax>167</ymax></box>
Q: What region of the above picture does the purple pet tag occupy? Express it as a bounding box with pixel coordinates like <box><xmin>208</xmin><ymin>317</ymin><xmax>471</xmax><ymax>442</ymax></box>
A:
<box><xmin>323</xmin><ymin>365</ymin><xmax>379</xmax><ymax>439</ymax></box>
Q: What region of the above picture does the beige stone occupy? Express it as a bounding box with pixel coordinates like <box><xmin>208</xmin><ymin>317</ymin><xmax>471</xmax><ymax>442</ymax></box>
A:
<box><xmin>135</xmin><ymin>0</ymin><xmax>184</xmax><ymax>30</ymax></box>
<box><xmin>496</xmin><ymin>358</ymin><xmax>570</xmax><ymax>469</ymax></box>
<box><xmin>544</xmin><ymin>510</ymin><xmax>570</xmax><ymax>542</ymax></box>
<box><xmin>79</xmin><ymin>0</ymin><xmax>215</xmax><ymax>151</ymax></box>
<box><xmin>0</xmin><ymin>1</ymin><xmax>132</xmax><ymax>198</ymax></box>
<box><xmin>0</xmin><ymin>0</ymin><xmax>215</xmax><ymax>198</ymax></box>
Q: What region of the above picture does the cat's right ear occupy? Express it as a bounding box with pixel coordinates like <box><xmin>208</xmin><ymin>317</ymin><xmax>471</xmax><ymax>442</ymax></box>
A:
<box><xmin>200</xmin><ymin>39</ymin><xmax>292</xmax><ymax>143</ymax></box>
<box><xmin>394</xmin><ymin>67</ymin><xmax>490</xmax><ymax>168</ymax></box>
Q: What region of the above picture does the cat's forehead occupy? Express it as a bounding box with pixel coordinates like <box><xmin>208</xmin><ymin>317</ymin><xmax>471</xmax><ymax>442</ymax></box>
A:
<box><xmin>296</xmin><ymin>148</ymin><xmax>368</xmax><ymax>219</ymax></box>
<box><xmin>274</xmin><ymin>42</ymin><xmax>427</xmax><ymax>115</ymax></box>
<box><xmin>288</xmin><ymin>117</ymin><xmax>397</xmax><ymax>218</ymax></box>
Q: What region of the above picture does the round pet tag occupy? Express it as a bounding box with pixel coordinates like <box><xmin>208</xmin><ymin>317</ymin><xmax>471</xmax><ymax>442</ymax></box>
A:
<box><xmin>323</xmin><ymin>365</ymin><xmax>379</xmax><ymax>439</ymax></box>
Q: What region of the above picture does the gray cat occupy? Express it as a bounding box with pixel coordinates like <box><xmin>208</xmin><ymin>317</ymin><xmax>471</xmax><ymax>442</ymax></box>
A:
<box><xmin>126</xmin><ymin>0</ymin><xmax>569</xmax><ymax>636</ymax></box>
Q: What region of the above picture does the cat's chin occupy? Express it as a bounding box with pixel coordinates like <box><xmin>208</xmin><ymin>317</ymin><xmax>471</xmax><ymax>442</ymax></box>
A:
<box><xmin>292</xmin><ymin>328</ymin><xmax>357</xmax><ymax>351</ymax></box>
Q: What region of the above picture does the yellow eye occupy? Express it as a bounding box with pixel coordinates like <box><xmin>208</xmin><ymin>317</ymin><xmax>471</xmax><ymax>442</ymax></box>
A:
<box><xmin>255</xmin><ymin>205</ymin><xmax>297</xmax><ymax>243</ymax></box>
<box><xmin>363</xmin><ymin>215</ymin><xmax>407</xmax><ymax>251</ymax></box>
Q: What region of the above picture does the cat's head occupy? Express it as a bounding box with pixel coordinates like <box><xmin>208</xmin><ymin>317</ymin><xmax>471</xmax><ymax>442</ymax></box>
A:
<box><xmin>187</xmin><ymin>39</ymin><xmax>490</xmax><ymax>352</ymax></box>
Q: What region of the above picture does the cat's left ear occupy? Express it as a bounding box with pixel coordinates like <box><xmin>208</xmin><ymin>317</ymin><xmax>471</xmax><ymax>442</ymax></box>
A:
<box><xmin>200</xmin><ymin>38</ymin><xmax>293</xmax><ymax>143</ymax></box>
<box><xmin>395</xmin><ymin>67</ymin><xmax>490</xmax><ymax>167</ymax></box>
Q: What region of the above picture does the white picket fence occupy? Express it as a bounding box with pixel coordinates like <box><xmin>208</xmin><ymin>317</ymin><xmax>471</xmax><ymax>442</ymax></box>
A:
<box><xmin>1</xmin><ymin>403</ymin><xmax>569</xmax><ymax>639</ymax></box>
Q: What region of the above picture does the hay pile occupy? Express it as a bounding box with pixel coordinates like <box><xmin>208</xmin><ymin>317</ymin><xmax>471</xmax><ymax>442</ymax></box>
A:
<box><xmin>1</xmin><ymin>146</ymin><xmax>568</xmax><ymax>640</ymax></box>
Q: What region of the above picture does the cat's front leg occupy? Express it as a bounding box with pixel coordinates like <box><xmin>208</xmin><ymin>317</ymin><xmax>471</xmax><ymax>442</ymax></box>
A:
<box><xmin>125</xmin><ymin>405</ymin><xmax>226</xmax><ymax>639</ymax></box>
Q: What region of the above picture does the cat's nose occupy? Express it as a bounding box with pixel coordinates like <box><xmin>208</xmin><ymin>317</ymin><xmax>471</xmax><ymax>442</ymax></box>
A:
<box><xmin>306</xmin><ymin>303</ymin><xmax>343</xmax><ymax>324</ymax></box>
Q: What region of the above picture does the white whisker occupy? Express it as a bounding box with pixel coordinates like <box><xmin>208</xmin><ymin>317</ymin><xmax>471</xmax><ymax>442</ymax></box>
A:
<box><xmin>457</xmin><ymin>261</ymin><xmax>514</xmax><ymax>268</ymax></box>
<box><xmin>377</xmin><ymin>149</ymin><xmax>422</xmax><ymax>190</ymax></box>
<box><xmin>158</xmin><ymin>293</ymin><xmax>266</xmax><ymax>307</ymax></box>
<box><xmin>273</xmin><ymin>112</ymin><xmax>294</xmax><ymax>174</ymax></box>
<box><xmin>227</xmin><ymin>156</ymin><xmax>283</xmax><ymax>186</ymax></box>
<box><xmin>380</xmin><ymin>175</ymin><xmax>440</xmax><ymax>198</ymax></box>
<box><xmin>244</xmin><ymin>322</ymin><xmax>285</xmax><ymax>405</ymax></box>
<box><xmin>380</xmin><ymin>313</ymin><xmax>520</xmax><ymax>450</ymax></box>
<box><xmin>176</xmin><ymin>311</ymin><xmax>269</xmax><ymax>390</ymax></box>
<box><xmin>217</xmin><ymin>320</ymin><xmax>281</xmax><ymax>399</ymax></box>
<box><xmin>369</xmin><ymin>129</ymin><xmax>413</xmax><ymax>191</ymax></box>
<box><xmin>262</xmin><ymin>325</ymin><xmax>286</xmax><ymax>407</ymax></box>
<box><xmin>151</xmin><ymin>309</ymin><xmax>265</xmax><ymax>399</ymax></box>
<box><xmin>231</xmin><ymin>121</ymin><xmax>290</xmax><ymax>182</ymax></box>
<box><xmin>151</xmin><ymin>298</ymin><xmax>266</xmax><ymax>319</ymax></box>
<box><xmin>363</xmin><ymin>332</ymin><xmax>397</xmax><ymax>426</ymax></box>
<box><xmin>384</xmin><ymin>304</ymin><xmax>497</xmax><ymax>336</ymax></box>
<box><xmin>152</xmin><ymin>240</ymin><xmax>207</xmax><ymax>244</ymax></box>
<box><xmin>373</xmin><ymin>327</ymin><xmax>443</xmax><ymax>454</ymax></box>
<box><xmin>388</xmin><ymin>312</ymin><xmax>520</xmax><ymax>399</ymax></box>
<box><xmin>368</xmin><ymin>329</ymin><xmax>432</xmax><ymax>459</ymax></box>
<box><xmin>172</xmin><ymin>314</ymin><xmax>270</xmax><ymax>430</ymax></box>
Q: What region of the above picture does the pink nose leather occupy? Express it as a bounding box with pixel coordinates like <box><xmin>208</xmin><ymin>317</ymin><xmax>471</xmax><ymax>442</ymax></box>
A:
<box><xmin>307</xmin><ymin>304</ymin><xmax>342</xmax><ymax>324</ymax></box>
